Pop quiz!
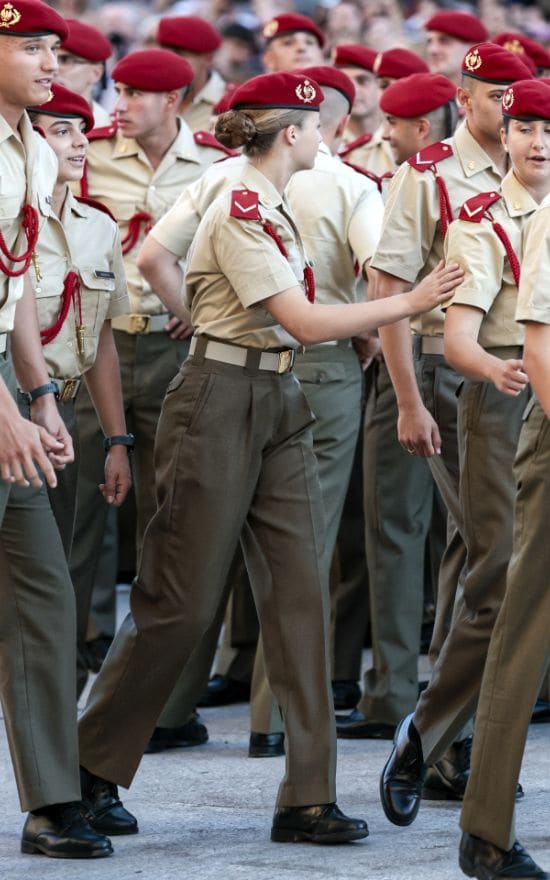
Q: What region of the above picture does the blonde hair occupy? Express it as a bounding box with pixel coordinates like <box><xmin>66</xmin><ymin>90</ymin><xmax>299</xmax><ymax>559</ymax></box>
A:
<box><xmin>215</xmin><ymin>107</ymin><xmax>312</xmax><ymax>156</ymax></box>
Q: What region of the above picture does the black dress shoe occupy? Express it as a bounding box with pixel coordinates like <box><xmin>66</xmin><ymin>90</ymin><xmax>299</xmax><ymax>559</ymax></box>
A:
<box><xmin>271</xmin><ymin>803</ymin><xmax>368</xmax><ymax>844</ymax></box>
<box><xmin>332</xmin><ymin>680</ymin><xmax>361</xmax><ymax>710</ymax></box>
<box><xmin>144</xmin><ymin>713</ymin><xmax>208</xmax><ymax>753</ymax></box>
<box><xmin>249</xmin><ymin>732</ymin><xmax>285</xmax><ymax>758</ymax></box>
<box><xmin>21</xmin><ymin>803</ymin><xmax>113</xmax><ymax>859</ymax></box>
<box><xmin>531</xmin><ymin>698</ymin><xmax>550</xmax><ymax>724</ymax></box>
<box><xmin>197</xmin><ymin>674</ymin><xmax>251</xmax><ymax>707</ymax></box>
<box><xmin>423</xmin><ymin>737</ymin><xmax>524</xmax><ymax>802</ymax></box>
<box><xmin>459</xmin><ymin>832</ymin><xmax>549</xmax><ymax>878</ymax></box>
<box><xmin>336</xmin><ymin>708</ymin><xmax>396</xmax><ymax>740</ymax></box>
<box><xmin>80</xmin><ymin>767</ymin><xmax>138</xmax><ymax>836</ymax></box>
<box><xmin>84</xmin><ymin>635</ymin><xmax>113</xmax><ymax>674</ymax></box>
<box><xmin>380</xmin><ymin>713</ymin><xmax>426</xmax><ymax>826</ymax></box>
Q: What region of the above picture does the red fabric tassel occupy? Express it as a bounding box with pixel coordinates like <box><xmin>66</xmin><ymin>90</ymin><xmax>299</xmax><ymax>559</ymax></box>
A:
<box><xmin>491</xmin><ymin>220</ymin><xmax>521</xmax><ymax>288</ymax></box>
<box><xmin>262</xmin><ymin>220</ymin><xmax>315</xmax><ymax>303</ymax></box>
<box><xmin>0</xmin><ymin>204</ymin><xmax>39</xmax><ymax>277</ymax></box>
<box><xmin>121</xmin><ymin>211</ymin><xmax>152</xmax><ymax>256</ymax></box>
<box><xmin>434</xmin><ymin>171</ymin><xmax>453</xmax><ymax>236</ymax></box>
<box><xmin>40</xmin><ymin>271</ymin><xmax>81</xmax><ymax>346</ymax></box>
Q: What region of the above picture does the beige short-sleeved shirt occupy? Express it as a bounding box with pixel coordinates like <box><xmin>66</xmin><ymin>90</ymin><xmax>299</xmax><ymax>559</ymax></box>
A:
<box><xmin>287</xmin><ymin>141</ymin><xmax>383</xmax><ymax>306</ymax></box>
<box><xmin>444</xmin><ymin>171</ymin><xmax>536</xmax><ymax>348</ymax></box>
<box><xmin>83</xmin><ymin>118</ymin><xmax>227</xmax><ymax>315</ymax></box>
<box><xmin>182</xmin><ymin>70</ymin><xmax>227</xmax><ymax>134</ymax></box>
<box><xmin>30</xmin><ymin>188</ymin><xmax>129</xmax><ymax>378</ymax></box>
<box><xmin>186</xmin><ymin>163</ymin><xmax>310</xmax><ymax>349</ymax></box>
<box><xmin>516</xmin><ymin>194</ymin><xmax>550</xmax><ymax>324</ymax></box>
<box><xmin>0</xmin><ymin>112</ymin><xmax>58</xmax><ymax>332</ymax></box>
<box><xmin>371</xmin><ymin>120</ymin><xmax>504</xmax><ymax>336</ymax></box>
<box><xmin>342</xmin><ymin>124</ymin><xmax>396</xmax><ymax>177</ymax></box>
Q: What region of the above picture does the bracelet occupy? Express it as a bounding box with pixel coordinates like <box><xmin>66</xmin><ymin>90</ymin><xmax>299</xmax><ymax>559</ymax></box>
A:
<box><xmin>104</xmin><ymin>433</ymin><xmax>135</xmax><ymax>452</ymax></box>
<box><xmin>25</xmin><ymin>381</ymin><xmax>59</xmax><ymax>404</ymax></box>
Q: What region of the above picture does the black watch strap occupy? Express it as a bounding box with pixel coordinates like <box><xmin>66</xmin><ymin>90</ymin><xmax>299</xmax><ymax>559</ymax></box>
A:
<box><xmin>104</xmin><ymin>433</ymin><xmax>135</xmax><ymax>452</ymax></box>
<box><xmin>25</xmin><ymin>381</ymin><xmax>59</xmax><ymax>404</ymax></box>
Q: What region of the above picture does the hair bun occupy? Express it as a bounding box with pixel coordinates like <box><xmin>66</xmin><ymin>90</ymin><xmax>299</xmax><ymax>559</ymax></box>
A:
<box><xmin>215</xmin><ymin>110</ymin><xmax>256</xmax><ymax>149</ymax></box>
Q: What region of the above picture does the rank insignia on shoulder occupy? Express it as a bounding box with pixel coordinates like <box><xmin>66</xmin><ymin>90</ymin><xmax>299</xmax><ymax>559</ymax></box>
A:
<box><xmin>86</xmin><ymin>122</ymin><xmax>118</xmax><ymax>142</ymax></box>
<box><xmin>408</xmin><ymin>141</ymin><xmax>454</xmax><ymax>171</ymax></box>
<box><xmin>230</xmin><ymin>189</ymin><xmax>261</xmax><ymax>220</ymax></box>
<box><xmin>338</xmin><ymin>133</ymin><xmax>373</xmax><ymax>158</ymax></box>
<box><xmin>459</xmin><ymin>191</ymin><xmax>501</xmax><ymax>222</ymax></box>
<box><xmin>194</xmin><ymin>131</ymin><xmax>238</xmax><ymax>156</ymax></box>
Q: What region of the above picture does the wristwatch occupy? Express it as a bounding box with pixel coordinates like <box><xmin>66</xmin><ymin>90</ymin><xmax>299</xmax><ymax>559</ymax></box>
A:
<box><xmin>103</xmin><ymin>433</ymin><xmax>135</xmax><ymax>452</ymax></box>
<box><xmin>24</xmin><ymin>381</ymin><xmax>59</xmax><ymax>404</ymax></box>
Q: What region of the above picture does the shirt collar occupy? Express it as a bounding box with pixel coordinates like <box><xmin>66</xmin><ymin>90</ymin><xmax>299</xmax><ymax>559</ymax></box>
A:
<box><xmin>500</xmin><ymin>169</ymin><xmax>539</xmax><ymax>218</ymax></box>
<box><xmin>240</xmin><ymin>163</ymin><xmax>284</xmax><ymax>210</ymax></box>
<box><xmin>113</xmin><ymin>118</ymin><xmax>202</xmax><ymax>164</ymax></box>
<box><xmin>454</xmin><ymin>120</ymin><xmax>504</xmax><ymax>180</ymax></box>
<box><xmin>192</xmin><ymin>70</ymin><xmax>225</xmax><ymax>106</ymax></box>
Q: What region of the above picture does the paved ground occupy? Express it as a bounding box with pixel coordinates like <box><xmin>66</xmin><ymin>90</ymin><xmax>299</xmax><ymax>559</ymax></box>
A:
<box><xmin>0</xmin><ymin>587</ymin><xmax>548</xmax><ymax>879</ymax></box>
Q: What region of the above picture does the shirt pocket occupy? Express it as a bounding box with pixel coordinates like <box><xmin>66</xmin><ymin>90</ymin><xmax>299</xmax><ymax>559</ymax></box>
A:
<box><xmin>79</xmin><ymin>268</ymin><xmax>116</xmax><ymax>366</ymax></box>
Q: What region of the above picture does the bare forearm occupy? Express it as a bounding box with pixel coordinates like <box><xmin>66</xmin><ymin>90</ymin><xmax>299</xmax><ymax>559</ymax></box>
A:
<box><xmin>445</xmin><ymin>333</ymin><xmax>500</xmax><ymax>384</ymax></box>
<box><xmin>137</xmin><ymin>238</ymin><xmax>190</xmax><ymax>323</ymax></box>
<box><xmin>11</xmin><ymin>276</ymin><xmax>51</xmax><ymax>390</ymax></box>
<box><xmin>84</xmin><ymin>323</ymin><xmax>126</xmax><ymax>436</ymax></box>
<box><xmin>524</xmin><ymin>325</ymin><xmax>550</xmax><ymax>417</ymax></box>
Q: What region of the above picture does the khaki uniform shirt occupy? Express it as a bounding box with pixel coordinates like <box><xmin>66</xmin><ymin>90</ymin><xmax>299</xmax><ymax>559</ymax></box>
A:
<box><xmin>0</xmin><ymin>112</ymin><xmax>57</xmax><ymax>332</ymax></box>
<box><xmin>516</xmin><ymin>193</ymin><xmax>550</xmax><ymax>324</ymax></box>
<box><xmin>444</xmin><ymin>171</ymin><xmax>536</xmax><ymax>349</ymax></box>
<box><xmin>30</xmin><ymin>188</ymin><xmax>129</xmax><ymax>378</ymax></box>
<box><xmin>182</xmin><ymin>70</ymin><xmax>227</xmax><ymax>134</ymax></box>
<box><xmin>186</xmin><ymin>163</ymin><xmax>310</xmax><ymax>349</ymax></box>
<box><xmin>83</xmin><ymin>118</ymin><xmax>225</xmax><ymax>315</ymax></box>
<box><xmin>287</xmin><ymin>141</ymin><xmax>383</xmax><ymax>307</ymax></box>
<box><xmin>342</xmin><ymin>124</ymin><xmax>396</xmax><ymax>177</ymax></box>
<box><xmin>371</xmin><ymin>120</ymin><xmax>504</xmax><ymax>336</ymax></box>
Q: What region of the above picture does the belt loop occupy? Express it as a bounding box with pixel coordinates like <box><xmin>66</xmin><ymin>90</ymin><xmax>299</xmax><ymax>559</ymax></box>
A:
<box><xmin>192</xmin><ymin>335</ymin><xmax>207</xmax><ymax>365</ymax></box>
<box><xmin>245</xmin><ymin>348</ymin><xmax>261</xmax><ymax>375</ymax></box>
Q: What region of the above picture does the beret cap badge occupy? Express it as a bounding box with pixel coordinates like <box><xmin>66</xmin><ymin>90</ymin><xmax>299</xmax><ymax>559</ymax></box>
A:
<box><xmin>295</xmin><ymin>79</ymin><xmax>317</xmax><ymax>103</ymax></box>
<box><xmin>502</xmin><ymin>88</ymin><xmax>514</xmax><ymax>111</ymax></box>
<box><xmin>503</xmin><ymin>39</ymin><xmax>524</xmax><ymax>56</ymax></box>
<box><xmin>465</xmin><ymin>49</ymin><xmax>483</xmax><ymax>72</ymax></box>
<box><xmin>0</xmin><ymin>2</ymin><xmax>21</xmax><ymax>28</ymax></box>
<box><xmin>263</xmin><ymin>20</ymin><xmax>279</xmax><ymax>39</ymax></box>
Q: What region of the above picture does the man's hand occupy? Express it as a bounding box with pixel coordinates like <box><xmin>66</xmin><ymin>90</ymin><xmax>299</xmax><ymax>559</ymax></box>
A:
<box><xmin>352</xmin><ymin>335</ymin><xmax>381</xmax><ymax>370</ymax></box>
<box><xmin>29</xmin><ymin>396</ymin><xmax>74</xmax><ymax>468</ymax></box>
<box><xmin>164</xmin><ymin>315</ymin><xmax>193</xmax><ymax>340</ymax></box>
<box><xmin>100</xmin><ymin>446</ymin><xmax>132</xmax><ymax>506</ymax></box>
<box><xmin>490</xmin><ymin>358</ymin><xmax>528</xmax><ymax>396</ymax></box>
<box><xmin>0</xmin><ymin>413</ymin><xmax>64</xmax><ymax>488</ymax></box>
<box><xmin>398</xmin><ymin>402</ymin><xmax>442</xmax><ymax>457</ymax></box>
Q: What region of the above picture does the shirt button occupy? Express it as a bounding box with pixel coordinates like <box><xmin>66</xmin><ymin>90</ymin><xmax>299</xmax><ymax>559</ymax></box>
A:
<box><xmin>513</xmin><ymin>202</ymin><xmax>521</xmax><ymax>210</ymax></box>
<box><xmin>468</xmin><ymin>161</ymin><xmax>475</xmax><ymax>170</ymax></box>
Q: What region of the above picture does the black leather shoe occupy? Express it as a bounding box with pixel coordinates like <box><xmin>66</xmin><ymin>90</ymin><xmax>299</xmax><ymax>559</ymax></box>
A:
<box><xmin>144</xmin><ymin>713</ymin><xmax>208</xmax><ymax>754</ymax></box>
<box><xmin>249</xmin><ymin>732</ymin><xmax>285</xmax><ymax>758</ymax></box>
<box><xmin>271</xmin><ymin>803</ymin><xmax>368</xmax><ymax>844</ymax></box>
<box><xmin>380</xmin><ymin>713</ymin><xmax>426</xmax><ymax>826</ymax></box>
<box><xmin>336</xmin><ymin>709</ymin><xmax>396</xmax><ymax>740</ymax></box>
<box><xmin>21</xmin><ymin>803</ymin><xmax>113</xmax><ymax>859</ymax></box>
<box><xmin>332</xmin><ymin>680</ymin><xmax>361</xmax><ymax>710</ymax></box>
<box><xmin>459</xmin><ymin>832</ymin><xmax>549</xmax><ymax>878</ymax></box>
<box><xmin>197</xmin><ymin>674</ymin><xmax>251</xmax><ymax>707</ymax></box>
<box><xmin>531</xmin><ymin>698</ymin><xmax>550</xmax><ymax>724</ymax></box>
<box><xmin>80</xmin><ymin>767</ymin><xmax>138</xmax><ymax>836</ymax></box>
<box><xmin>423</xmin><ymin>737</ymin><xmax>524</xmax><ymax>802</ymax></box>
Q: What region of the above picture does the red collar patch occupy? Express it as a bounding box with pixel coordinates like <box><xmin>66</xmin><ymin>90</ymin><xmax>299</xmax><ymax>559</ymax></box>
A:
<box><xmin>230</xmin><ymin>189</ymin><xmax>261</xmax><ymax>220</ymax></box>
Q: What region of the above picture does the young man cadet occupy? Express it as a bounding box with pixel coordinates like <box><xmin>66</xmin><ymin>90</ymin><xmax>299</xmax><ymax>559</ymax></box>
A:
<box><xmin>262</xmin><ymin>12</ymin><xmax>324</xmax><ymax>72</ymax></box>
<box><xmin>369</xmin><ymin>42</ymin><xmax>532</xmax><ymax>808</ymax></box>
<box><xmin>56</xmin><ymin>18</ymin><xmax>113</xmax><ymax>127</ymax></box>
<box><xmin>0</xmin><ymin>0</ymin><xmax>111</xmax><ymax>859</ymax></box>
<box><xmin>424</xmin><ymin>11</ymin><xmax>488</xmax><ymax>84</ymax></box>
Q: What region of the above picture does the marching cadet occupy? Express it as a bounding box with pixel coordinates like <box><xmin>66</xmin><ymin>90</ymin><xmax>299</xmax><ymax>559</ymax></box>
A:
<box><xmin>337</xmin><ymin>72</ymin><xmax>458</xmax><ymax>741</ymax></box>
<box><xmin>261</xmin><ymin>13</ymin><xmax>324</xmax><ymax>72</ymax></box>
<box><xmin>25</xmin><ymin>82</ymin><xmax>131</xmax><ymax>557</ymax></box>
<box><xmin>155</xmin><ymin>16</ymin><xmax>226</xmax><ymax>133</ymax></box>
<box><xmin>56</xmin><ymin>19</ymin><xmax>113</xmax><ymax>127</ymax></box>
<box><xmin>459</xmin><ymin>86</ymin><xmax>550</xmax><ymax>880</ymax></box>
<box><xmin>424</xmin><ymin>11</ymin><xmax>488</xmax><ymax>84</ymax></box>
<box><xmin>372</xmin><ymin>43</ymin><xmax>533</xmax><ymax>819</ymax></box>
<box><xmin>374</xmin><ymin>47</ymin><xmax>429</xmax><ymax>92</ymax></box>
<box><xmin>77</xmin><ymin>70</ymin><xmax>461</xmax><ymax>845</ymax></box>
<box><xmin>69</xmin><ymin>47</ymin><xmax>234</xmax><ymax>696</ymax></box>
<box><xmin>0</xmin><ymin>0</ymin><xmax>111</xmax><ymax>859</ymax></box>
<box><xmin>494</xmin><ymin>32</ymin><xmax>550</xmax><ymax>76</ymax></box>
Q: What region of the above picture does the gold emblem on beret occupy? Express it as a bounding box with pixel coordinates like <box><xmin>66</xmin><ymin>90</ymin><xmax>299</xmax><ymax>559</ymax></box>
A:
<box><xmin>296</xmin><ymin>79</ymin><xmax>317</xmax><ymax>104</ymax></box>
<box><xmin>502</xmin><ymin>88</ymin><xmax>514</xmax><ymax>111</ymax></box>
<box><xmin>503</xmin><ymin>39</ymin><xmax>524</xmax><ymax>56</ymax></box>
<box><xmin>465</xmin><ymin>49</ymin><xmax>483</xmax><ymax>72</ymax></box>
<box><xmin>263</xmin><ymin>20</ymin><xmax>279</xmax><ymax>39</ymax></box>
<box><xmin>373</xmin><ymin>52</ymin><xmax>383</xmax><ymax>74</ymax></box>
<box><xmin>0</xmin><ymin>2</ymin><xmax>22</xmax><ymax>28</ymax></box>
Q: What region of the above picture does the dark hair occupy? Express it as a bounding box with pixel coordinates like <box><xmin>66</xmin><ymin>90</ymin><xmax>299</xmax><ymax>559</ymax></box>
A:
<box><xmin>215</xmin><ymin>107</ymin><xmax>310</xmax><ymax>156</ymax></box>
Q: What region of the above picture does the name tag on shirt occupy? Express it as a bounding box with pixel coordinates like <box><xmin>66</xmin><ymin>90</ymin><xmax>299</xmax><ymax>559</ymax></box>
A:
<box><xmin>95</xmin><ymin>271</ymin><xmax>115</xmax><ymax>279</ymax></box>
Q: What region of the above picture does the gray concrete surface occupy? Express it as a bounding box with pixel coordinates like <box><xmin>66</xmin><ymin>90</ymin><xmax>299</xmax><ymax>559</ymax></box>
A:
<box><xmin>0</xmin><ymin>587</ymin><xmax>548</xmax><ymax>879</ymax></box>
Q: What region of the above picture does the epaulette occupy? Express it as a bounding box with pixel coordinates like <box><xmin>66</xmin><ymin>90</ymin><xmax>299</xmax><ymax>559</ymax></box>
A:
<box><xmin>86</xmin><ymin>121</ymin><xmax>118</xmax><ymax>142</ymax></box>
<box><xmin>230</xmin><ymin>189</ymin><xmax>260</xmax><ymax>220</ymax></box>
<box><xmin>75</xmin><ymin>196</ymin><xmax>117</xmax><ymax>223</ymax></box>
<box><xmin>194</xmin><ymin>130</ymin><xmax>238</xmax><ymax>156</ymax></box>
<box><xmin>459</xmin><ymin>191</ymin><xmax>502</xmax><ymax>223</ymax></box>
<box><xmin>408</xmin><ymin>141</ymin><xmax>453</xmax><ymax>172</ymax></box>
<box><xmin>338</xmin><ymin>133</ymin><xmax>373</xmax><ymax>159</ymax></box>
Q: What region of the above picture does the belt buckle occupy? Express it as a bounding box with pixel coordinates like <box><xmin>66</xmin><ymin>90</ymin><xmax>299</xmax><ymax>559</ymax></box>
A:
<box><xmin>277</xmin><ymin>350</ymin><xmax>293</xmax><ymax>374</ymax></box>
<box><xmin>58</xmin><ymin>379</ymin><xmax>78</xmax><ymax>402</ymax></box>
<box><xmin>130</xmin><ymin>314</ymin><xmax>150</xmax><ymax>334</ymax></box>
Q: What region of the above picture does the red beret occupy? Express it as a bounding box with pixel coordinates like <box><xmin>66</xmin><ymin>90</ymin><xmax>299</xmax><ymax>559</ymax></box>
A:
<box><xmin>61</xmin><ymin>19</ymin><xmax>112</xmax><ymax>62</ymax></box>
<box><xmin>494</xmin><ymin>32</ymin><xmax>550</xmax><ymax>71</ymax></box>
<box><xmin>333</xmin><ymin>43</ymin><xmax>377</xmax><ymax>73</ymax></box>
<box><xmin>462</xmin><ymin>42</ymin><xmax>534</xmax><ymax>84</ymax></box>
<box><xmin>157</xmin><ymin>16</ymin><xmax>222</xmax><ymax>54</ymax></box>
<box><xmin>111</xmin><ymin>49</ymin><xmax>194</xmax><ymax>92</ymax></box>
<box><xmin>228</xmin><ymin>71</ymin><xmax>323</xmax><ymax>111</ymax></box>
<box><xmin>297</xmin><ymin>65</ymin><xmax>355</xmax><ymax>111</ymax></box>
<box><xmin>0</xmin><ymin>0</ymin><xmax>68</xmax><ymax>40</ymax></box>
<box><xmin>29</xmin><ymin>82</ymin><xmax>94</xmax><ymax>132</ymax></box>
<box><xmin>213</xmin><ymin>84</ymin><xmax>238</xmax><ymax>115</ymax></box>
<box><xmin>502</xmin><ymin>78</ymin><xmax>550</xmax><ymax>121</ymax></box>
<box><xmin>373</xmin><ymin>47</ymin><xmax>429</xmax><ymax>79</ymax></box>
<box><xmin>262</xmin><ymin>13</ymin><xmax>325</xmax><ymax>49</ymax></box>
<box><xmin>424</xmin><ymin>11</ymin><xmax>488</xmax><ymax>43</ymax></box>
<box><xmin>380</xmin><ymin>72</ymin><xmax>456</xmax><ymax>117</ymax></box>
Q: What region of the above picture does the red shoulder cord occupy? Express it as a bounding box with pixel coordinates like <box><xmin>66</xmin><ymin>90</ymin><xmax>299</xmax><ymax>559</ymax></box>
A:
<box><xmin>40</xmin><ymin>271</ymin><xmax>84</xmax><ymax>352</ymax></box>
<box><xmin>260</xmin><ymin>219</ymin><xmax>315</xmax><ymax>303</ymax></box>
<box><xmin>0</xmin><ymin>204</ymin><xmax>39</xmax><ymax>277</ymax></box>
<box><xmin>121</xmin><ymin>211</ymin><xmax>152</xmax><ymax>256</ymax></box>
<box><xmin>486</xmin><ymin>211</ymin><xmax>521</xmax><ymax>287</ymax></box>
<box><xmin>431</xmin><ymin>165</ymin><xmax>453</xmax><ymax>235</ymax></box>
